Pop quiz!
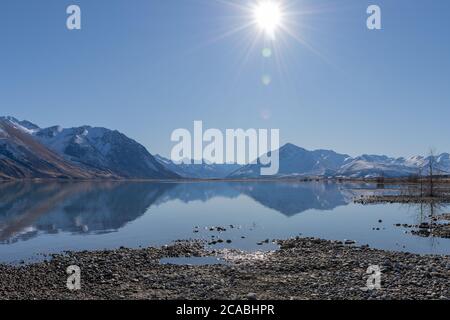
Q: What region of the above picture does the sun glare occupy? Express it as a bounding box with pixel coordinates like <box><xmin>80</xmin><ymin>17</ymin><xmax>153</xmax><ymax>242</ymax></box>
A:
<box><xmin>253</xmin><ymin>1</ymin><xmax>282</xmax><ymax>39</ymax></box>
<box><xmin>203</xmin><ymin>0</ymin><xmax>326</xmax><ymax>79</ymax></box>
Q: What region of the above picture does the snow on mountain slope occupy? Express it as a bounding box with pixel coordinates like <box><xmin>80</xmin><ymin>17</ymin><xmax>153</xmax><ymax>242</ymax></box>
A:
<box><xmin>0</xmin><ymin>117</ymin><xmax>179</xmax><ymax>180</ymax></box>
<box><xmin>229</xmin><ymin>143</ymin><xmax>450</xmax><ymax>179</ymax></box>
<box><xmin>0</xmin><ymin>116</ymin><xmax>39</xmax><ymax>135</ymax></box>
<box><xmin>229</xmin><ymin>143</ymin><xmax>351</xmax><ymax>178</ymax></box>
<box><xmin>3</xmin><ymin>116</ymin><xmax>450</xmax><ymax>180</ymax></box>
<box><xmin>34</xmin><ymin>125</ymin><xmax>179</xmax><ymax>179</ymax></box>
<box><xmin>336</xmin><ymin>157</ymin><xmax>416</xmax><ymax>178</ymax></box>
<box><xmin>434</xmin><ymin>153</ymin><xmax>450</xmax><ymax>174</ymax></box>
<box><xmin>337</xmin><ymin>153</ymin><xmax>450</xmax><ymax>178</ymax></box>
<box><xmin>0</xmin><ymin>119</ymin><xmax>116</xmax><ymax>180</ymax></box>
<box><xmin>154</xmin><ymin>155</ymin><xmax>242</xmax><ymax>179</ymax></box>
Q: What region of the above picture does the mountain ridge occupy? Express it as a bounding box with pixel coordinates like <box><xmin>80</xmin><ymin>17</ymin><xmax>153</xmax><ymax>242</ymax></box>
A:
<box><xmin>154</xmin><ymin>154</ymin><xmax>242</xmax><ymax>179</ymax></box>
<box><xmin>1</xmin><ymin>116</ymin><xmax>449</xmax><ymax>180</ymax></box>
<box><xmin>229</xmin><ymin>143</ymin><xmax>449</xmax><ymax>179</ymax></box>
<box><xmin>0</xmin><ymin>116</ymin><xmax>179</xmax><ymax>180</ymax></box>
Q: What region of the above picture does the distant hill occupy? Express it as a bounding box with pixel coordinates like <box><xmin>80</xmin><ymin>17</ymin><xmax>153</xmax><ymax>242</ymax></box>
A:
<box><xmin>154</xmin><ymin>155</ymin><xmax>242</xmax><ymax>179</ymax></box>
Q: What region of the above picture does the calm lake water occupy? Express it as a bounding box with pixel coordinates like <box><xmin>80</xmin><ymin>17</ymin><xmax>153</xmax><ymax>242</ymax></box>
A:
<box><xmin>1</xmin><ymin>181</ymin><xmax>449</xmax><ymax>264</ymax></box>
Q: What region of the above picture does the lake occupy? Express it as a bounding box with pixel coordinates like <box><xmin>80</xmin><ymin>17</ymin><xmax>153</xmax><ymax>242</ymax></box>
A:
<box><xmin>1</xmin><ymin>181</ymin><xmax>449</xmax><ymax>264</ymax></box>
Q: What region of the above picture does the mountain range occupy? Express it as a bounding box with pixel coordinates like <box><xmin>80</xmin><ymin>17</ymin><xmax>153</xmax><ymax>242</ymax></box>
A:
<box><xmin>230</xmin><ymin>143</ymin><xmax>450</xmax><ymax>179</ymax></box>
<box><xmin>1</xmin><ymin>116</ymin><xmax>448</xmax><ymax>180</ymax></box>
<box><xmin>0</xmin><ymin>116</ymin><xmax>177</xmax><ymax>180</ymax></box>
<box><xmin>154</xmin><ymin>155</ymin><xmax>241</xmax><ymax>179</ymax></box>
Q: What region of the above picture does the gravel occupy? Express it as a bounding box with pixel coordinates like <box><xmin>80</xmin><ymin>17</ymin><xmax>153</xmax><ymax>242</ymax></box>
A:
<box><xmin>0</xmin><ymin>238</ymin><xmax>449</xmax><ymax>300</ymax></box>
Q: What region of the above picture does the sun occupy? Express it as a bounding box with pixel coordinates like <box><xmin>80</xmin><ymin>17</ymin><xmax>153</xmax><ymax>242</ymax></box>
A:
<box><xmin>253</xmin><ymin>1</ymin><xmax>283</xmax><ymax>39</ymax></box>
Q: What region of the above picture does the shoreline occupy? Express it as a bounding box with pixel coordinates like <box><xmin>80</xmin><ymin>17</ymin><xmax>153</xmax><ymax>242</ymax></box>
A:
<box><xmin>1</xmin><ymin>238</ymin><xmax>449</xmax><ymax>300</ymax></box>
<box><xmin>2</xmin><ymin>176</ymin><xmax>450</xmax><ymax>184</ymax></box>
<box><xmin>355</xmin><ymin>195</ymin><xmax>450</xmax><ymax>205</ymax></box>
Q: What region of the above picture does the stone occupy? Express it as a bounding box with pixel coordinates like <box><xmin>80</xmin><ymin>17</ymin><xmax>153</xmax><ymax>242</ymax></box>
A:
<box><xmin>247</xmin><ymin>292</ymin><xmax>257</xmax><ymax>300</ymax></box>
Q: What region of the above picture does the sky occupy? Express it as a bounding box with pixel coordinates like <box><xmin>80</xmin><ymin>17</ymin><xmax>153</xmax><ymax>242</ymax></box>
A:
<box><xmin>1</xmin><ymin>0</ymin><xmax>450</xmax><ymax>158</ymax></box>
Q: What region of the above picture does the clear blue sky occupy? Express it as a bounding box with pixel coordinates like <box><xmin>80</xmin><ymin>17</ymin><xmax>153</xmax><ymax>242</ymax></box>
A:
<box><xmin>1</xmin><ymin>0</ymin><xmax>449</xmax><ymax>158</ymax></box>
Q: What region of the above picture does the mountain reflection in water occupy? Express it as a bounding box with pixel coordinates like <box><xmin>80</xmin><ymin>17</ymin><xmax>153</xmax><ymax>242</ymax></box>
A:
<box><xmin>0</xmin><ymin>181</ymin><xmax>363</xmax><ymax>244</ymax></box>
<box><xmin>2</xmin><ymin>181</ymin><xmax>450</xmax><ymax>261</ymax></box>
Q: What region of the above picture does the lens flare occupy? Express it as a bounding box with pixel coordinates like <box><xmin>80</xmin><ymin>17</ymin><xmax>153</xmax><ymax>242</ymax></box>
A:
<box><xmin>197</xmin><ymin>0</ymin><xmax>332</xmax><ymax>84</ymax></box>
<box><xmin>262</xmin><ymin>47</ymin><xmax>272</xmax><ymax>58</ymax></box>
<box><xmin>253</xmin><ymin>1</ymin><xmax>282</xmax><ymax>39</ymax></box>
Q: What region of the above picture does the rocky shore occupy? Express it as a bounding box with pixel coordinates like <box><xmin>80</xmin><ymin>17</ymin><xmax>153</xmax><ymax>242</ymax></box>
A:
<box><xmin>0</xmin><ymin>238</ymin><xmax>449</xmax><ymax>300</ymax></box>
<box><xmin>355</xmin><ymin>195</ymin><xmax>450</xmax><ymax>205</ymax></box>
<box><xmin>397</xmin><ymin>214</ymin><xmax>450</xmax><ymax>239</ymax></box>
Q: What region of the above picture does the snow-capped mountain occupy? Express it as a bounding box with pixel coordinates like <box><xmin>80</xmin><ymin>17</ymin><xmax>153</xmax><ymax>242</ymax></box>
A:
<box><xmin>434</xmin><ymin>153</ymin><xmax>450</xmax><ymax>173</ymax></box>
<box><xmin>0</xmin><ymin>117</ymin><xmax>179</xmax><ymax>180</ymax></box>
<box><xmin>154</xmin><ymin>155</ymin><xmax>242</xmax><ymax>179</ymax></box>
<box><xmin>337</xmin><ymin>153</ymin><xmax>450</xmax><ymax>178</ymax></box>
<box><xmin>0</xmin><ymin>117</ymin><xmax>113</xmax><ymax>180</ymax></box>
<box><xmin>0</xmin><ymin>116</ymin><xmax>40</xmax><ymax>134</ymax></box>
<box><xmin>34</xmin><ymin>125</ymin><xmax>178</xmax><ymax>179</ymax></box>
<box><xmin>336</xmin><ymin>155</ymin><xmax>418</xmax><ymax>178</ymax></box>
<box><xmin>229</xmin><ymin>143</ymin><xmax>450</xmax><ymax>179</ymax></box>
<box><xmin>2</xmin><ymin>116</ymin><xmax>450</xmax><ymax>180</ymax></box>
<box><xmin>229</xmin><ymin>143</ymin><xmax>351</xmax><ymax>178</ymax></box>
